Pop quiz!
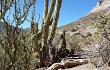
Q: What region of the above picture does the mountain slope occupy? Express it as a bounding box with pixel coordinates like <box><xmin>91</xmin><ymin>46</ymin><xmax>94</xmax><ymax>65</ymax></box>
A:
<box><xmin>58</xmin><ymin>0</ymin><xmax>110</xmax><ymax>31</ymax></box>
<box><xmin>55</xmin><ymin>0</ymin><xmax>110</xmax><ymax>69</ymax></box>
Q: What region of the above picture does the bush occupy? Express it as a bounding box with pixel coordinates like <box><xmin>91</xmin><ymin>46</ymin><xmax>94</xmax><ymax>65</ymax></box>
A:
<box><xmin>0</xmin><ymin>30</ymin><xmax>37</xmax><ymax>70</ymax></box>
<box><xmin>66</xmin><ymin>35</ymin><xmax>81</xmax><ymax>53</ymax></box>
<box><xmin>94</xmin><ymin>33</ymin><xmax>103</xmax><ymax>43</ymax></box>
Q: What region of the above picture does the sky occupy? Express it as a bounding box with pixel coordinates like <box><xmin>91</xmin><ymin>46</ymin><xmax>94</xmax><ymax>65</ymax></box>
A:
<box><xmin>21</xmin><ymin>0</ymin><xmax>98</xmax><ymax>28</ymax></box>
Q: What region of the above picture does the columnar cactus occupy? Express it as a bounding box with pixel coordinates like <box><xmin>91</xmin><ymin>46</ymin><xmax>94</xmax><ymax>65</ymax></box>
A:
<box><xmin>31</xmin><ymin>0</ymin><xmax>62</xmax><ymax>66</ymax></box>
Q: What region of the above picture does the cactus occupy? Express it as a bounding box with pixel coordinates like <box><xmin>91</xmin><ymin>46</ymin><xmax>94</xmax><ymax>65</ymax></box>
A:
<box><xmin>31</xmin><ymin>0</ymin><xmax>62</xmax><ymax>67</ymax></box>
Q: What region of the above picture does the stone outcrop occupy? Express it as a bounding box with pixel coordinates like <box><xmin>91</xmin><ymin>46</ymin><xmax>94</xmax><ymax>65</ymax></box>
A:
<box><xmin>90</xmin><ymin>0</ymin><xmax>110</xmax><ymax>14</ymax></box>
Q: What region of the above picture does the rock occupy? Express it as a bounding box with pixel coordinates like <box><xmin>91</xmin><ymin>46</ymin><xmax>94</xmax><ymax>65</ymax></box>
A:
<box><xmin>71</xmin><ymin>28</ymin><xmax>77</xmax><ymax>32</ymax></box>
<box><xmin>62</xmin><ymin>63</ymin><xmax>97</xmax><ymax>70</ymax></box>
<box><xmin>47</xmin><ymin>59</ymin><xmax>88</xmax><ymax>70</ymax></box>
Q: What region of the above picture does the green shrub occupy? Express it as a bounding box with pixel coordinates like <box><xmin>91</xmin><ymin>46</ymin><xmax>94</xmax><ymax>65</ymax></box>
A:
<box><xmin>66</xmin><ymin>35</ymin><xmax>81</xmax><ymax>53</ymax></box>
<box><xmin>94</xmin><ymin>33</ymin><xmax>103</xmax><ymax>43</ymax></box>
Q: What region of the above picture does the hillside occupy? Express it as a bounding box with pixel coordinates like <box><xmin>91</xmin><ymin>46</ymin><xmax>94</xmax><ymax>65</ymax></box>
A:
<box><xmin>58</xmin><ymin>11</ymin><xmax>110</xmax><ymax>32</ymax></box>
<box><xmin>58</xmin><ymin>0</ymin><xmax>110</xmax><ymax>31</ymax></box>
<box><xmin>54</xmin><ymin>0</ymin><xmax>110</xmax><ymax>69</ymax></box>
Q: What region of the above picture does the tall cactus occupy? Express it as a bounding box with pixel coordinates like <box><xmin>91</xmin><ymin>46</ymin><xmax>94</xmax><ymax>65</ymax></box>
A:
<box><xmin>31</xmin><ymin>0</ymin><xmax>62</xmax><ymax>67</ymax></box>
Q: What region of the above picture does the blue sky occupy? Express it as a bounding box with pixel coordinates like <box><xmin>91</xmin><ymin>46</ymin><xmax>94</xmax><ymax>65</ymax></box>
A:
<box><xmin>21</xmin><ymin>0</ymin><xmax>98</xmax><ymax>28</ymax></box>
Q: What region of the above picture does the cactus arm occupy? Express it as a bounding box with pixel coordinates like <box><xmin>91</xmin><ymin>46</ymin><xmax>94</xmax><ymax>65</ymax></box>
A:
<box><xmin>45</xmin><ymin>0</ymin><xmax>56</xmax><ymax>25</ymax></box>
<box><xmin>48</xmin><ymin>0</ymin><xmax>62</xmax><ymax>43</ymax></box>
<box><xmin>44</xmin><ymin>0</ymin><xmax>48</xmax><ymax>19</ymax></box>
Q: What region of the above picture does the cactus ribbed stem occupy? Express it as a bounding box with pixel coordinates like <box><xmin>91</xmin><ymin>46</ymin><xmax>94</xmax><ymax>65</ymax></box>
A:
<box><xmin>45</xmin><ymin>0</ymin><xmax>56</xmax><ymax>25</ymax></box>
<box><xmin>31</xmin><ymin>0</ymin><xmax>62</xmax><ymax>66</ymax></box>
<box><xmin>48</xmin><ymin>0</ymin><xmax>62</xmax><ymax>43</ymax></box>
<box><xmin>44</xmin><ymin>0</ymin><xmax>48</xmax><ymax>19</ymax></box>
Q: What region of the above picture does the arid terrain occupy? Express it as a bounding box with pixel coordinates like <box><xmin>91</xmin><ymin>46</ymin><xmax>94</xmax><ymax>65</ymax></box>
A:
<box><xmin>51</xmin><ymin>0</ymin><xmax>110</xmax><ymax>69</ymax></box>
<box><xmin>0</xmin><ymin>0</ymin><xmax>110</xmax><ymax>70</ymax></box>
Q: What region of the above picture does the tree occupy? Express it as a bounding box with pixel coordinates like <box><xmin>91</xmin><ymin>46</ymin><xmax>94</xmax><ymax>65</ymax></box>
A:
<box><xmin>0</xmin><ymin>0</ymin><xmax>36</xmax><ymax>69</ymax></box>
<box><xmin>0</xmin><ymin>0</ymin><xmax>62</xmax><ymax>69</ymax></box>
